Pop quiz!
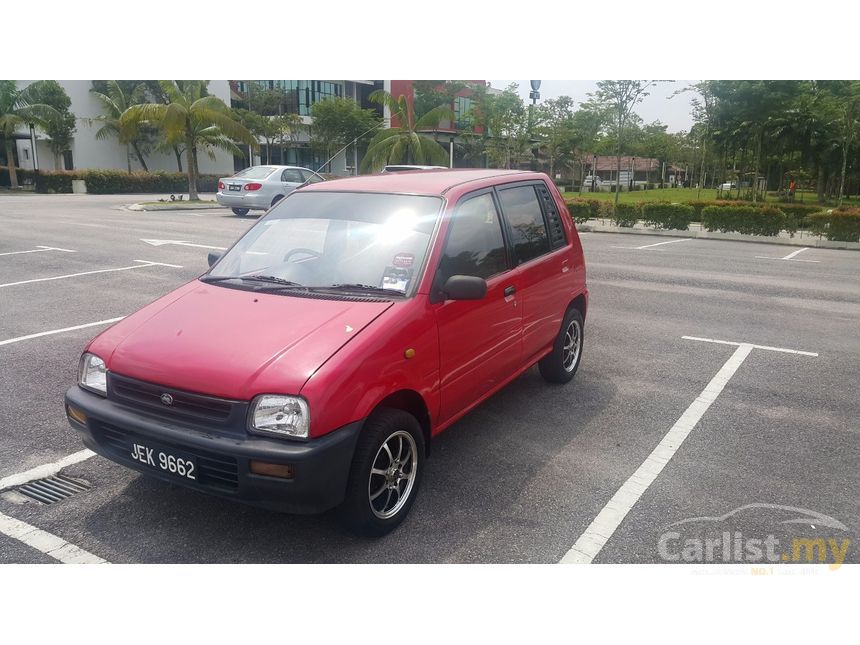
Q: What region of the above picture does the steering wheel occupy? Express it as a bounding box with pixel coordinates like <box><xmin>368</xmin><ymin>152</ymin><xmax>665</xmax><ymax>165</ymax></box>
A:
<box><xmin>284</xmin><ymin>248</ymin><xmax>323</xmax><ymax>263</ymax></box>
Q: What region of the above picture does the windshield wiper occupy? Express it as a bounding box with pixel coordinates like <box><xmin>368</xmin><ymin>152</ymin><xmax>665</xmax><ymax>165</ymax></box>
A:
<box><xmin>314</xmin><ymin>283</ymin><xmax>404</xmax><ymax>296</ymax></box>
<box><xmin>201</xmin><ymin>274</ymin><xmax>304</xmax><ymax>288</ymax></box>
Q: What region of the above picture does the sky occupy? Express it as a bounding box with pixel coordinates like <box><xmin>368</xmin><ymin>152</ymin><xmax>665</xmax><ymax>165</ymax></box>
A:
<box><xmin>489</xmin><ymin>80</ymin><xmax>697</xmax><ymax>133</ymax></box>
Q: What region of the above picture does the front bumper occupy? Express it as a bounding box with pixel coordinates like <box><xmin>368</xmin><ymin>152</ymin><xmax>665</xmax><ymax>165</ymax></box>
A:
<box><xmin>215</xmin><ymin>191</ymin><xmax>270</xmax><ymax>210</ymax></box>
<box><xmin>64</xmin><ymin>386</ymin><xmax>361</xmax><ymax>514</ymax></box>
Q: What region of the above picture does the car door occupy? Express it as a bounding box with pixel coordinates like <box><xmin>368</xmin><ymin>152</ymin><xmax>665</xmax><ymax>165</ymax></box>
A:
<box><xmin>496</xmin><ymin>181</ymin><xmax>569</xmax><ymax>364</ymax></box>
<box><xmin>433</xmin><ymin>189</ymin><xmax>523</xmax><ymax>423</ymax></box>
<box><xmin>281</xmin><ymin>168</ymin><xmax>305</xmax><ymax>193</ymax></box>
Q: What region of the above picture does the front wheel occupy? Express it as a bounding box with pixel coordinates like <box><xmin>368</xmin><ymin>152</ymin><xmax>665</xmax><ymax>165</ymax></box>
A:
<box><xmin>338</xmin><ymin>408</ymin><xmax>424</xmax><ymax>536</ymax></box>
<box><xmin>232</xmin><ymin>207</ymin><xmax>249</xmax><ymax>217</ymax></box>
<box><xmin>539</xmin><ymin>308</ymin><xmax>584</xmax><ymax>384</ymax></box>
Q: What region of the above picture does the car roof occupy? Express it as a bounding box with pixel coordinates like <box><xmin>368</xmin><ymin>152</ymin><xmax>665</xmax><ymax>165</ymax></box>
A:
<box><xmin>298</xmin><ymin>169</ymin><xmax>540</xmax><ymax>196</ymax></box>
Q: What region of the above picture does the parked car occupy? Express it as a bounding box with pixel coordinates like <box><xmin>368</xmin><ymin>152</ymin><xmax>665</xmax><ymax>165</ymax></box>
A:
<box><xmin>66</xmin><ymin>169</ymin><xmax>588</xmax><ymax>535</ymax></box>
<box><xmin>216</xmin><ymin>165</ymin><xmax>325</xmax><ymax>216</ymax></box>
<box><xmin>719</xmin><ymin>181</ymin><xmax>737</xmax><ymax>191</ymax></box>
<box><xmin>381</xmin><ymin>165</ymin><xmax>448</xmax><ymax>173</ymax></box>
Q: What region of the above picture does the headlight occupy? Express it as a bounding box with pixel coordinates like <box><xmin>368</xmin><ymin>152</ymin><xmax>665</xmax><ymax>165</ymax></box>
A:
<box><xmin>79</xmin><ymin>353</ymin><xmax>107</xmax><ymax>395</ymax></box>
<box><xmin>249</xmin><ymin>395</ymin><xmax>309</xmax><ymax>439</ymax></box>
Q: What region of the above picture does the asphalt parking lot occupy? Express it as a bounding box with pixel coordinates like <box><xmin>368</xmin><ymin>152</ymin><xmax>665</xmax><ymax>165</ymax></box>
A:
<box><xmin>1</xmin><ymin>192</ymin><xmax>858</xmax><ymax>564</ymax></box>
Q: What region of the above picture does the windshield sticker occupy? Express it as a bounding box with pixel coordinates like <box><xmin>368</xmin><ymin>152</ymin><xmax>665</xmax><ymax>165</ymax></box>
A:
<box><xmin>393</xmin><ymin>253</ymin><xmax>415</xmax><ymax>268</ymax></box>
<box><xmin>381</xmin><ymin>266</ymin><xmax>413</xmax><ymax>292</ymax></box>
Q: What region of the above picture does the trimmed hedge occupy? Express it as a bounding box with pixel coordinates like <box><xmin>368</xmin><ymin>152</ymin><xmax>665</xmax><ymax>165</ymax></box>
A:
<box><xmin>641</xmin><ymin>202</ymin><xmax>694</xmax><ymax>230</ymax></box>
<box><xmin>0</xmin><ymin>168</ymin><xmax>220</xmax><ymax>194</ymax></box>
<box><xmin>609</xmin><ymin>202</ymin><xmax>640</xmax><ymax>227</ymax></box>
<box><xmin>565</xmin><ymin>198</ymin><xmax>601</xmax><ymax>224</ymax></box>
<box><xmin>807</xmin><ymin>209</ymin><xmax>860</xmax><ymax>242</ymax></box>
<box><xmin>701</xmin><ymin>205</ymin><xmax>786</xmax><ymax>236</ymax></box>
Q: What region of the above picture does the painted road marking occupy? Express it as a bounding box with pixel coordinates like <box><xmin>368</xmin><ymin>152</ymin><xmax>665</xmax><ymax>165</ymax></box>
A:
<box><xmin>612</xmin><ymin>238</ymin><xmax>692</xmax><ymax>250</ymax></box>
<box><xmin>0</xmin><ymin>245</ymin><xmax>76</xmax><ymax>257</ymax></box>
<box><xmin>756</xmin><ymin>247</ymin><xmax>820</xmax><ymax>263</ymax></box>
<box><xmin>560</xmin><ymin>336</ymin><xmax>817</xmax><ymax>564</ymax></box>
<box><xmin>0</xmin><ymin>260</ymin><xmax>183</xmax><ymax>289</ymax></box>
<box><xmin>141</xmin><ymin>238</ymin><xmax>228</xmax><ymax>250</ymax></box>
<box><xmin>0</xmin><ymin>317</ymin><xmax>126</xmax><ymax>347</ymax></box>
<box><xmin>0</xmin><ymin>512</ymin><xmax>107</xmax><ymax>564</ymax></box>
<box><xmin>0</xmin><ymin>449</ymin><xmax>95</xmax><ymax>490</ymax></box>
<box><xmin>681</xmin><ymin>336</ymin><xmax>818</xmax><ymax>357</ymax></box>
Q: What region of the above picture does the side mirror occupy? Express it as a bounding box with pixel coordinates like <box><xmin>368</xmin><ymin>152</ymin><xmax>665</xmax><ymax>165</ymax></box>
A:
<box><xmin>207</xmin><ymin>251</ymin><xmax>222</xmax><ymax>267</ymax></box>
<box><xmin>443</xmin><ymin>275</ymin><xmax>487</xmax><ymax>300</ymax></box>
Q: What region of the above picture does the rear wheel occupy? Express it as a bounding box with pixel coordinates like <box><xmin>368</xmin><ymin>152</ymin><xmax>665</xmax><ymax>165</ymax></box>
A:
<box><xmin>539</xmin><ymin>308</ymin><xmax>584</xmax><ymax>384</ymax></box>
<box><xmin>339</xmin><ymin>408</ymin><xmax>424</xmax><ymax>536</ymax></box>
<box><xmin>232</xmin><ymin>207</ymin><xmax>249</xmax><ymax>217</ymax></box>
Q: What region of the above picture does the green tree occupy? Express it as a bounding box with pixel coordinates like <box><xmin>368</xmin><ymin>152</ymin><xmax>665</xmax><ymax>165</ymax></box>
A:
<box><xmin>26</xmin><ymin>81</ymin><xmax>76</xmax><ymax>169</ymax></box>
<box><xmin>360</xmin><ymin>90</ymin><xmax>454</xmax><ymax>172</ymax></box>
<box><xmin>310</xmin><ymin>97</ymin><xmax>381</xmax><ymax>172</ymax></box>
<box><xmin>479</xmin><ymin>84</ymin><xmax>530</xmax><ymax>169</ymax></box>
<box><xmin>0</xmin><ymin>80</ymin><xmax>61</xmax><ymax>189</ymax></box>
<box><xmin>412</xmin><ymin>80</ymin><xmax>466</xmax><ymax>121</ymax></box>
<box><xmin>90</xmin><ymin>80</ymin><xmax>151</xmax><ymax>172</ymax></box>
<box><xmin>589</xmin><ymin>80</ymin><xmax>657</xmax><ymax>206</ymax></box>
<box><xmin>121</xmin><ymin>81</ymin><xmax>255</xmax><ymax>199</ymax></box>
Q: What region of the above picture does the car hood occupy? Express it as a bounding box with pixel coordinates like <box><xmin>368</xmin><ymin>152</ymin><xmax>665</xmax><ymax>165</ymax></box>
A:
<box><xmin>94</xmin><ymin>281</ymin><xmax>393</xmax><ymax>400</ymax></box>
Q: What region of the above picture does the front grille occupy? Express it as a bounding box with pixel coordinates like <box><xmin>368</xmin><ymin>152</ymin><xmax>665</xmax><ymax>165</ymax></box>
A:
<box><xmin>108</xmin><ymin>373</ymin><xmax>237</xmax><ymax>426</ymax></box>
<box><xmin>98</xmin><ymin>423</ymin><xmax>240</xmax><ymax>490</ymax></box>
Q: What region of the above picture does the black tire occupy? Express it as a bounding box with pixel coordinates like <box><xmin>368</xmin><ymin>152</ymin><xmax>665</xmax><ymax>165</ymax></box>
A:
<box><xmin>538</xmin><ymin>307</ymin><xmax>584</xmax><ymax>384</ymax></box>
<box><xmin>338</xmin><ymin>408</ymin><xmax>425</xmax><ymax>536</ymax></box>
<box><xmin>270</xmin><ymin>195</ymin><xmax>284</xmax><ymax>208</ymax></box>
<box><xmin>232</xmin><ymin>207</ymin><xmax>249</xmax><ymax>217</ymax></box>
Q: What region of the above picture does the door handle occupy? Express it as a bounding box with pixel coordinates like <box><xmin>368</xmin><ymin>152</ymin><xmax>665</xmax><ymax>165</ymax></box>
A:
<box><xmin>504</xmin><ymin>285</ymin><xmax>516</xmax><ymax>297</ymax></box>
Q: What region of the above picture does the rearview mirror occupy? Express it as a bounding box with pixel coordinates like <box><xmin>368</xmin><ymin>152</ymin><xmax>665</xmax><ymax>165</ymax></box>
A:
<box><xmin>443</xmin><ymin>275</ymin><xmax>487</xmax><ymax>301</ymax></box>
<box><xmin>207</xmin><ymin>251</ymin><xmax>222</xmax><ymax>267</ymax></box>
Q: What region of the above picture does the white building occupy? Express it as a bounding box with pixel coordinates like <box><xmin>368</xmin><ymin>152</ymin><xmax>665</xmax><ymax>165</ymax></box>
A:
<box><xmin>13</xmin><ymin>80</ymin><xmax>235</xmax><ymax>175</ymax></box>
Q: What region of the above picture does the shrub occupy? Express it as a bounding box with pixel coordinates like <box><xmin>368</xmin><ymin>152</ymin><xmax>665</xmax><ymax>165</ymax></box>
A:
<box><xmin>641</xmin><ymin>202</ymin><xmax>695</xmax><ymax>230</ymax></box>
<box><xmin>565</xmin><ymin>198</ymin><xmax>601</xmax><ymax>223</ymax></box>
<box><xmin>1</xmin><ymin>169</ymin><xmax>221</xmax><ymax>194</ymax></box>
<box><xmin>807</xmin><ymin>209</ymin><xmax>860</xmax><ymax>242</ymax></box>
<box><xmin>701</xmin><ymin>205</ymin><xmax>786</xmax><ymax>236</ymax></box>
<box><xmin>610</xmin><ymin>202</ymin><xmax>640</xmax><ymax>227</ymax></box>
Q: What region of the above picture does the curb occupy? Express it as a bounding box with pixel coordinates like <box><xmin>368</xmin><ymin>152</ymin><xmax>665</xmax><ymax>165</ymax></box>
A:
<box><xmin>576</xmin><ymin>222</ymin><xmax>860</xmax><ymax>251</ymax></box>
<box><xmin>126</xmin><ymin>202</ymin><xmax>225</xmax><ymax>212</ymax></box>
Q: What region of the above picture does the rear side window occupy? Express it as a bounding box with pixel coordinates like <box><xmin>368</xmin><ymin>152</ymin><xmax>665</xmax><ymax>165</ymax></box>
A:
<box><xmin>498</xmin><ymin>185</ymin><xmax>550</xmax><ymax>264</ymax></box>
<box><xmin>282</xmin><ymin>169</ymin><xmax>305</xmax><ymax>183</ymax></box>
<box><xmin>301</xmin><ymin>170</ymin><xmax>324</xmax><ymax>183</ymax></box>
<box><xmin>438</xmin><ymin>193</ymin><xmax>508</xmax><ymax>283</ymax></box>
<box><xmin>536</xmin><ymin>182</ymin><xmax>567</xmax><ymax>249</ymax></box>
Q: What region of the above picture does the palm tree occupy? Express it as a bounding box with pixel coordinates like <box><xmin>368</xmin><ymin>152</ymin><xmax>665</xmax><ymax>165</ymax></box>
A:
<box><xmin>360</xmin><ymin>90</ymin><xmax>454</xmax><ymax>173</ymax></box>
<box><xmin>0</xmin><ymin>80</ymin><xmax>61</xmax><ymax>189</ymax></box>
<box><xmin>91</xmin><ymin>81</ymin><xmax>150</xmax><ymax>173</ymax></box>
<box><xmin>121</xmin><ymin>81</ymin><xmax>255</xmax><ymax>199</ymax></box>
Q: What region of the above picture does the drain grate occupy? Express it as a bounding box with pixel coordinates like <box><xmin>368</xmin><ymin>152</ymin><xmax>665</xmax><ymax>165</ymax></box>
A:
<box><xmin>15</xmin><ymin>474</ymin><xmax>91</xmax><ymax>505</ymax></box>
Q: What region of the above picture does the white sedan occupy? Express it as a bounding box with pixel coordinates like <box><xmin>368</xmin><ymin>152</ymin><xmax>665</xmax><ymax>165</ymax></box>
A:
<box><xmin>216</xmin><ymin>165</ymin><xmax>325</xmax><ymax>216</ymax></box>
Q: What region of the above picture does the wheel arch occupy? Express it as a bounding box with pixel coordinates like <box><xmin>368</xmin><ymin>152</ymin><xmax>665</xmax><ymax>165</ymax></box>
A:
<box><xmin>366</xmin><ymin>389</ymin><xmax>432</xmax><ymax>457</ymax></box>
<box><xmin>568</xmin><ymin>292</ymin><xmax>587</xmax><ymax>321</ymax></box>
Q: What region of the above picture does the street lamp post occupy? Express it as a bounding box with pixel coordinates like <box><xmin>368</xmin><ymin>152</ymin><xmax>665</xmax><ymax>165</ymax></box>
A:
<box><xmin>29</xmin><ymin>123</ymin><xmax>39</xmax><ymax>173</ymax></box>
<box><xmin>630</xmin><ymin>156</ymin><xmax>635</xmax><ymax>192</ymax></box>
<box><xmin>592</xmin><ymin>155</ymin><xmax>597</xmax><ymax>193</ymax></box>
<box><xmin>449</xmin><ymin>135</ymin><xmax>455</xmax><ymax>169</ymax></box>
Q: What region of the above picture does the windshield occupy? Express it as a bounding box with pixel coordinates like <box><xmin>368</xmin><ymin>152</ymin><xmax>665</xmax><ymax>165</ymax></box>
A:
<box><xmin>232</xmin><ymin>166</ymin><xmax>277</xmax><ymax>179</ymax></box>
<box><xmin>207</xmin><ymin>192</ymin><xmax>443</xmax><ymax>295</ymax></box>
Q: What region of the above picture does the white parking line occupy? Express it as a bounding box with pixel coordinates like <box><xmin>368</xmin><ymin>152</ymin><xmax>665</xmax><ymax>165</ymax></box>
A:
<box><xmin>0</xmin><ymin>317</ymin><xmax>125</xmax><ymax>347</ymax></box>
<box><xmin>612</xmin><ymin>238</ymin><xmax>692</xmax><ymax>250</ymax></box>
<box><xmin>0</xmin><ymin>245</ymin><xmax>76</xmax><ymax>257</ymax></box>
<box><xmin>0</xmin><ymin>260</ymin><xmax>183</xmax><ymax>289</ymax></box>
<box><xmin>755</xmin><ymin>247</ymin><xmax>820</xmax><ymax>263</ymax></box>
<box><xmin>0</xmin><ymin>512</ymin><xmax>107</xmax><ymax>564</ymax></box>
<box><xmin>560</xmin><ymin>336</ymin><xmax>817</xmax><ymax>564</ymax></box>
<box><xmin>0</xmin><ymin>449</ymin><xmax>95</xmax><ymax>490</ymax></box>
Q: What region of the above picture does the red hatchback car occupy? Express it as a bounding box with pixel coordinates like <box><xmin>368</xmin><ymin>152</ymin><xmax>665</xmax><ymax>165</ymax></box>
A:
<box><xmin>66</xmin><ymin>169</ymin><xmax>588</xmax><ymax>535</ymax></box>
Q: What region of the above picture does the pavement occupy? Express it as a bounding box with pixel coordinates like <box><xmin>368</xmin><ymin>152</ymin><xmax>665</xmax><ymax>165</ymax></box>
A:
<box><xmin>0</xmin><ymin>193</ymin><xmax>857</xmax><ymax>564</ymax></box>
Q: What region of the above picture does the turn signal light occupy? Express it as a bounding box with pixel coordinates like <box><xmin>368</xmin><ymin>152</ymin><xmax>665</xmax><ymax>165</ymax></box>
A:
<box><xmin>67</xmin><ymin>405</ymin><xmax>87</xmax><ymax>425</ymax></box>
<box><xmin>249</xmin><ymin>461</ymin><xmax>294</xmax><ymax>479</ymax></box>
<box><xmin>244</xmin><ymin>183</ymin><xmax>263</xmax><ymax>191</ymax></box>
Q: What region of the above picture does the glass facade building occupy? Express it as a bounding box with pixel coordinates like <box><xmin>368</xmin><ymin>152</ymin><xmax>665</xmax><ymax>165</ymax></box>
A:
<box><xmin>235</xmin><ymin>80</ymin><xmax>345</xmax><ymax>116</ymax></box>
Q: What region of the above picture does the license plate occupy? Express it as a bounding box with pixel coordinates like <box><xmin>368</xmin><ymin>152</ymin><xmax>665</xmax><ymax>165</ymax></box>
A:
<box><xmin>228</xmin><ymin>184</ymin><xmax>241</xmax><ymax>191</ymax></box>
<box><xmin>129</xmin><ymin>441</ymin><xmax>197</xmax><ymax>481</ymax></box>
